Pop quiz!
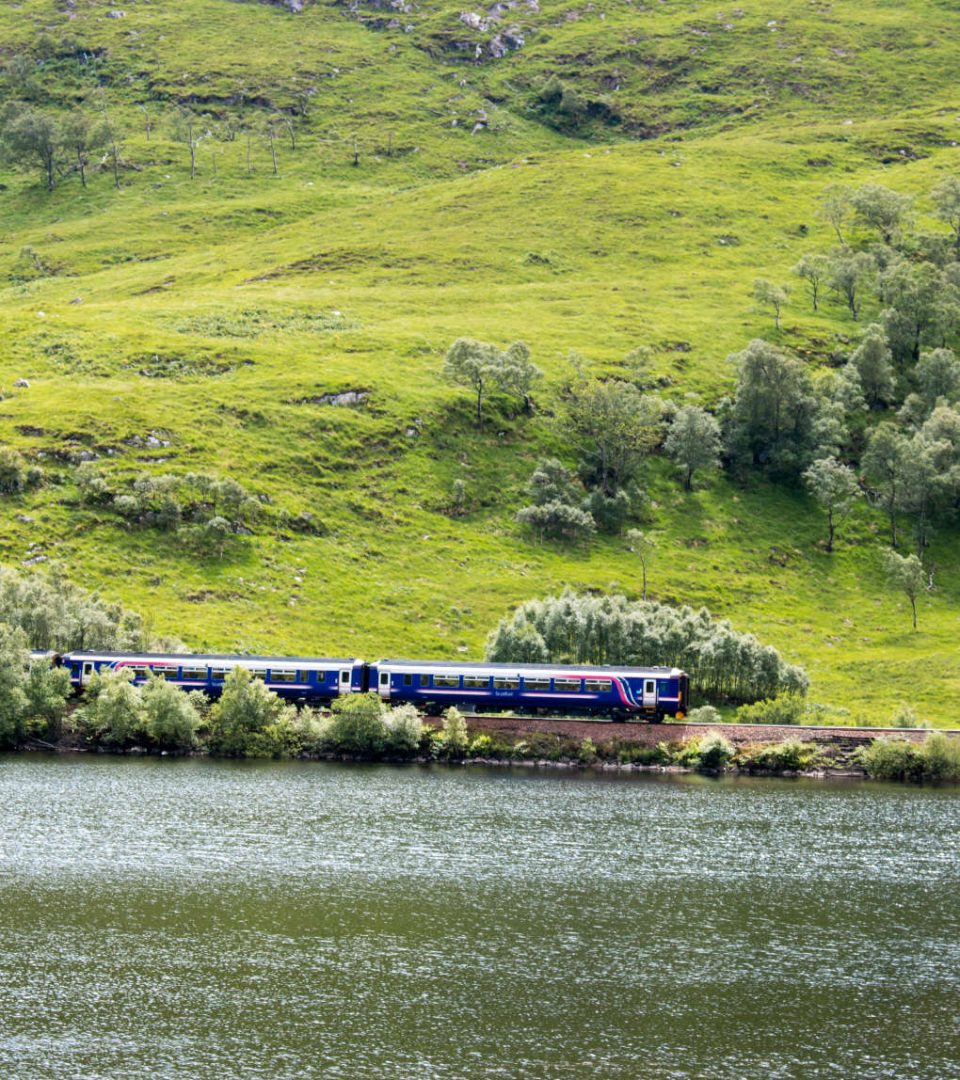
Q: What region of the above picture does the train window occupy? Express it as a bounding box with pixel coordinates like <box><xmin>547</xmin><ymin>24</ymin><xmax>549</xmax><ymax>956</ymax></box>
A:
<box><xmin>585</xmin><ymin>679</ymin><xmax>612</xmax><ymax>693</ymax></box>
<box><xmin>554</xmin><ymin>679</ymin><xmax>581</xmax><ymax>693</ymax></box>
<box><xmin>181</xmin><ymin>668</ymin><xmax>207</xmax><ymax>681</ymax></box>
<box><xmin>210</xmin><ymin>668</ymin><xmax>230</xmax><ymax>681</ymax></box>
<box><xmin>250</xmin><ymin>669</ymin><xmax>266</xmax><ymax>680</ymax></box>
<box><xmin>127</xmin><ymin>666</ymin><xmax>150</xmax><ymax>680</ymax></box>
<box><xmin>434</xmin><ymin>675</ymin><xmax>460</xmax><ymax>688</ymax></box>
<box><xmin>463</xmin><ymin>676</ymin><xmax>489</xmax><ymax>689</ymax></box>
<box><xmin>494</xmin><ymin>677</ymin><xmax>520</xmax><ymax>690</ymax></box>
<box><xmin>153</xmin><ymin>665</ymin><xmax>179</xmax><ymax>680</ymax></box>
<box><xmin>298</xmin><ymin>671</ymin><xmax>311</xmax><ymax>683</ymax></box>
<box><xmin>522</xmin><ymin>678</ymin><xmax>550</xmax><ymax>691</ymax></box>
<box><xmin>403</xmin><ymin>674</ymin><xmax>413</xmax><ymax>687</ymax></box>
<box><xmin>271</xmin><ymin>670</ymin><xmax>297</xmax><ymax>683</ymax></box>
<box><xmin>418</xmin><ymin>674</ymin><xmax>431</xmax><ymax>687</ymax></box>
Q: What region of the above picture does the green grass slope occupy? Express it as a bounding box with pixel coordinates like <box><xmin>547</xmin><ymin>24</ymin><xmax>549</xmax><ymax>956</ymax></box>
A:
<box><xmin>0</xmin><ymin>0</ymin><xmax>959</xmax><ymax>722</ymax></box>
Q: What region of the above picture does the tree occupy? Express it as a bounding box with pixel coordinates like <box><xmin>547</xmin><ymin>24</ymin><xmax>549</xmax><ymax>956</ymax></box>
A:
<box><xmin>201</xmin><ymin>516</ymin><xmax>232</xmax><ymax>559</ymax></box>
<box><xmin>264</xmin><ymin>114</ymin><xmax>281</xmax><ymax>175</ymax></box>
<box><xmin>94</xmin><ymin>93</ymin><xmax>124</xmax><ymax>190</ymax></box>
<box><xmin>209</xmin><ymin>667</ymin><xmax>290</xmax><ymax>755</ymax></box>
<box><xmin>328</xmin><ymin>692</ymin><xmax>387</xmax><ymax>756</ymax></box>
<box><xmin>727</xmin><ymin>339</ymin><xmax>819</xmax><ymax>476</ymax></box>
<box><xmin>850</xmin><ymin>183</ymin><xmax>912</xmax><ymax>246</ymax></box>
<box><xmin>142</xmin><ymin>675</ymin><xmax>200</xmax><ymax>751</ymax></box>
<box><xmin>753</xmin><ymin>278</ymin><xmax>788</xmax><ymax>330</ymax></box>
<box><xmin>0</xmin><ymin>104</ymin><xmax>61</xmax><ymax>190</ymax></box>
<box><xmin>444</xmin><ymin>338</ymin><xmax>503</xmax><ymax>427</ymax></box>
<box><xmin>23</xmin><ymin>660</ymin><xmax>71</xmax><ymax>740</ymax></box>
<box><xmin>0</xmin><ymin>624</ymin><xmax>31</xmax><ymax>747</ymax></box>
<box><xmin>526</xmin><ymin>459</ymin><xmax>580</xmax><ymax>506</ymax></box>
<box><xmin>81</xmin><ymin>667</ymin><xmax>144</xmax><ymax>746</ymax></box>
<box><xmin>803</xmin><ymin>457</ymin><xmax>860</xmax><ymax>552</ymax></box>
<box><xmin>625</xmin><ymin>529</ymin><xmax>655</xmax><ymax>601</ymax></box>
<box><xmin>792</xmin><ymin>253</ymin><xmax>830</xmax><ymax>312</ymax></box>
<box><xmin>62</xmin><ymin>110</ymin><xmax>105</xmax><ymax>188</ymax></box>
<box><xmin>883</xmin><ymin>550</ymin><xmax>925</xmax><ymax>629</ymax></box>
<box><xmin>863</xmin><ymin>423</ymin><xmax>909</xmax><ymax>547</ymax></box>
<box><xmin>498</xmin><ymin>340</ymin><xmax>542</xmax><ymax>412</ymax></box>
<box><xmin>880</xmin><ymin>260</ymin><xmax>954</xmax><ymax>368</ymax></box>
<box><xmin>516</xmin><ymin>501</ymin><xmax>596</xmax><ymax>543</ymax></box>
<box><xmin>915</xmin><ymin>347</ymin><xmax>960</xmax><ymax>413</ymax></box>
<box><xmin>848</xmin><ymin>324</ymin><xmax>895</xmax><ymax>408</ymax></box>
<box><xmin>828</xmin><ymin>249</ymin><xmax>873</xmax><ymax>320</ymax></box>
<box><xmin>932</xmin><ymin>177</ymin><xmax>960</xmax><ymax>259</ymax></box>
<box><xmin>664</xmin><ymin>405</ymin><xmax>721</xmax><ymax>490</ymax></box>
<box><xmin>567</xmin><ymin>380</ymin><xmax>662</xmax><ymax>495</ymax></box>
<box><xmin>174</xmin><ymin>108</ymin><xmax>203</xmax><ymax>180</ymax></box>
<box><xmin>818</xmin><ymin>184</ymin><xmax>852</xmax><ymax>245</ymax></box>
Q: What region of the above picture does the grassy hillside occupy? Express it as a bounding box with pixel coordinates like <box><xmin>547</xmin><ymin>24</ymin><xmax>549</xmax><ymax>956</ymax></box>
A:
<box><xmin>1</xmin><ymin>0</ymin><xmax>960</xmax><ymax>722</ymax></box>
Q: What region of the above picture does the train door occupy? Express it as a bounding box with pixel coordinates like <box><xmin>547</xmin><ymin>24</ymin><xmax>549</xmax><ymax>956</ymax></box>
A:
<box><xmin>81</xmin><ymin>661</ymin><xmax>95</xmax><ymax>687</ymax></box>
<box><xmin>339</xmin><ymin>668</ymin><xmax>354</xmax><ymax>696</ymax></box>
<box><xmin>378</xmin><ymin>670</ymin><xmax>391</xmax><ymax>700</ymax></box>
<box><xmin>642</xmin><ymin>678</ymin><xmax>657</xmax><ymax>709</ymax></box>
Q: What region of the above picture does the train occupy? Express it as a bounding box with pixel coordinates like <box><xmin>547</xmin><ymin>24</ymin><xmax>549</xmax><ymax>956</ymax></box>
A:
<box><xmin>38</xmin><ymin>650</ymin><xmax>690</xmax><ymax>722</ymax></box>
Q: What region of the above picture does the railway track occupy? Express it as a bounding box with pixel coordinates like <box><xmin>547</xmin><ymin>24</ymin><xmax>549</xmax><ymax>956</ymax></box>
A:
<box><xmin>463</xmin><ymin>714</ymin><xmax>959</xmax><ymax>747</ymax></box>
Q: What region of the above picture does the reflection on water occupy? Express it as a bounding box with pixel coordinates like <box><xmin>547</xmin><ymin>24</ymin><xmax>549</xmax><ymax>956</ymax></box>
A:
<box><xmin>0</xmin><ymin>756</ymin><xmax>957</xmax><ymax>1079</ymax></box>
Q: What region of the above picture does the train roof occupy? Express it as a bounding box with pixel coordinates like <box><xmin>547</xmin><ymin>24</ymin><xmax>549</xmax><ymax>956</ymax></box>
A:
<box><xmin>376</xmin><ymin>658</ymin><xmax>685</xmax><ymax>677</ymax></box>
<box><xmin>64</xmin><ymin>652</ymin><xmax>360</xmax><ymax>668</ymax></box>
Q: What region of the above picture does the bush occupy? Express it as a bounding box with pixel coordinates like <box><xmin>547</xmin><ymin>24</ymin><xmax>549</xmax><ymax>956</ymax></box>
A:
<box><xmin>736</xmin><ymin>694</ymin><xmax>806</xmax><ymax>726</ymax></box>
<box><xmin>578</xmin><ymin>737</ymin><xmax>598</xmax><ymax>764</ymax></box>
<box><xmin>695</xmin><ymin>730</ymin><xmax>736</xmax><ymax>770</ymax></box>
<box><xmin>141</xmin><ymin>675</ymin><xmax>200</xmax><ymax>752</ymax></box>
<box><xmin>616</xmin><ymin>742</ymin><xmax>671</xmax><ymax>765</ymax></box>
<box><xmin>328</xmin><ymin>692</ymin><xmax>387</xmax><ymax>757</ymax></box>
<box><xmin>468</xmin><ymin>732</ymin><xmax>493</xmax><ymax>757</ymax></box>
<box><xmin>208</xmin><ymin>667</ymin><xmax>293</xmax><ymax>756</ymax></box>
<box><xmin>81</xmin><ymin>668</ymin><xmax>144</xmax><ymax>747</ymax></box>
<box><xmin>441</xmin><ymin>706</ymin><xmax>469</xmax><ymax>757</ymax></box>
<box><xmin>856</xmin><ymin>737</ymin><xmax>922</xmax><ymax>781</ymax></box>
<box><xmin>384</xmin><ymin>703</ymin><xmax>423</xmax><ymax>756</ymax></box>
<box><xmin>0</xmin><ymin>446</ymin><xmax>26</xmax><ymax>494</ymax></box>
<box><xmin>23</xmin><ymin>660</ymin><xmax>71</xmax><ymax>740</ymax></box>
<box><xmin>919</xmin><ymin>733</ymin><xmax>960</xmax><ymax>782</ymax></box>
<box><xmin>686</xmin><ymin>705</ymin><xmax>722</xmax><ymax>724</ymax></box>
<box><xmin>742</xmin><ymin>739</ymin><xmax>824</xmax><ymax>772</ymax></box>
<box><xmin>892</xmin><ymin>704</ymin><xmax>927</xmax><ymax>729</ymax></box>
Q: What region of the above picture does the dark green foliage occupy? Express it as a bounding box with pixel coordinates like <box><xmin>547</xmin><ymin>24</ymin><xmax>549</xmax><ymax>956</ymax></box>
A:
<box><xmin>735</xmin><ymin>694</ymin><xmax>806</xmax><ymax>725</ymax></box>
<box><xmin>328</xmin><ymin>692</ymin><xmax>387</xmax><ymax>756</ymax></box>
<box><xmin>208</xmin><ymin>666</ymin><xmax>295</xmax><ymax>756</ymax></box>
<box><xmin>486</xmin><ymin>590</ymin><xmax>808</xmax><ymax>704</ymax></box>
<box><xmin>739</xmin><ymin>738</ymin><xmax>824</xmax><ymax>772</ymax></box>
<box><xmin>80</xmin><ymin>667</ymin><xmax>144</xmax><ymax>747</ymax></box>
<box><xmin>142</xmin><ymin>675</ymin><xmax>201</xmax><ymax>751</ymax></box>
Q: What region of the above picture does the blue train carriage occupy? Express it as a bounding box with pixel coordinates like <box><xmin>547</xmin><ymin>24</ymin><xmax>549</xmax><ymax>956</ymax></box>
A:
<box><xmin>371</xmin><ymin>659</ymin><xmax>689</xmax><ymax>721</ymax></box>
<box><xmin>61</xmin><ymin>652</ymin><xmax>366</xmax><ymax>702</ymax></box>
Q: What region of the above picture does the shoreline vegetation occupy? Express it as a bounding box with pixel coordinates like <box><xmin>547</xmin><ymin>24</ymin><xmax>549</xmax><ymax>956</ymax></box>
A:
<box><xmin>12</xmin><ymin>693</ymin><xmax>960</xmax><ymax>785</ymax></box>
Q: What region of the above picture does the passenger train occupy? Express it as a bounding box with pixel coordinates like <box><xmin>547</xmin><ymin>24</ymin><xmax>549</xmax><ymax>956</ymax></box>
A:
<box><xmin>41</xmin><ymin>651</ymin><xmax>690</xmax><ymax>722</ymax></box>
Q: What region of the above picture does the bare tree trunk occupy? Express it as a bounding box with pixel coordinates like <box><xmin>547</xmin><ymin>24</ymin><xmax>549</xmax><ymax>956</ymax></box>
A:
<box><xmin>269</xmin><ymin>134</ymin><xmax>278</xmax><ymax>175</ymax></box>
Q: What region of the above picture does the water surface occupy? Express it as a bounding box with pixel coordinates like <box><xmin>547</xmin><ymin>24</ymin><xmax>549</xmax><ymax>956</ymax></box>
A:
<box><xmin>0</xmin><ymin>755</ymin><xmax>957</xmax><ymax>1078</ymax></box>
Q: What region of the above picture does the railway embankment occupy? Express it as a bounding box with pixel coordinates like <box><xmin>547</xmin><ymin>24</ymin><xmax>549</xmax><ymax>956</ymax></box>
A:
<box><xmin>463</xmin><ymin>715</ymin><xmax>952</xmax><ymax>750</ymax></box>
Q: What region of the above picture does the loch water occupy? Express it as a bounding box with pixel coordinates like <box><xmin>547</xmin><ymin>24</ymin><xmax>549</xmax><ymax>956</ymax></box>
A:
<box><xmin>0</xmin><ymin>755</ymin><xmax>957</xmax><ymax>1079</ymax></box>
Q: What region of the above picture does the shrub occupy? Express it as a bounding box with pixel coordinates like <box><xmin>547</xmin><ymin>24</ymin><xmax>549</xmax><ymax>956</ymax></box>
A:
<box><xmin>743</xmin><ymin>739</ymin><xmax>824</xmax><ymax>772</ymax></box>
<box><xmin>328</xmin><ymin>692</ymin><xmax>387</xmax><ymax>757</ymax></box>
<box><xmin>81</xmin><ymin>667</ymin><xmax>144</xmax><ymax>747</ymax></box>
<box><xmin>141</xmin><ymin>675</ymin><xmax>200</xmax><ymax>752</ymax></box>
<box><xmin>384</xmin><ymin>703</ymin><xmax>423</xmax><ymax>756</ymax></box>
<box><xmin>23</xmin><ymin>660</ymin><xmax>71</xmax><ymax>740</ymax></box>
<box><xmin>919</xmin><ymin>733</ymin><xmax>960</xmax><ymax>782</ymax></box>
<box><xmin>0</xmin><ymin>446</ymin><xmax>26</xmax><ymax>494</ymax></box>
<box><xmin>686</xmin><ymin>705</ymin><xmax>722</xmax><ymax>724</ymax></box>
<box><xmin>696</xmin><ymin>730</ymin><xmax>736</xmax><ymax>770</ymax></box>
<box><xmin>468</xmin><ymin>732</ymin><xmax>493</xmax><ymax>757</ymax></box>
<box><xmin>891</xmin><ymin>704</ymin><xmax>926</xmax><ymax>729</ymax></box>
<box><xmin>856</xmin><ymin>737</ymin><xmax>922</xmax><ymax>781</ymax></box>
<box><xmin>736</xmin><ymin>694</ymin><xmax>806</xmax><ymax>726</ymax></box>
<box><xmin>578</xmin><ymin>737</ymin><xmax>598</xmax><ymax>764</ymax></box>
<box><xmin>441</xmin><ymin>706</ymin><xmax>469</xmax><ymax>757</ymax></box>
<box><xmin>616</xmin><ymin>742</ymin><xmax>671</xmax><ymax>765</ymax></box>
<box><xmin>208</xmin><ymin>667</ymin><xmax>292</xmax><ymax>756</ymax></box>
